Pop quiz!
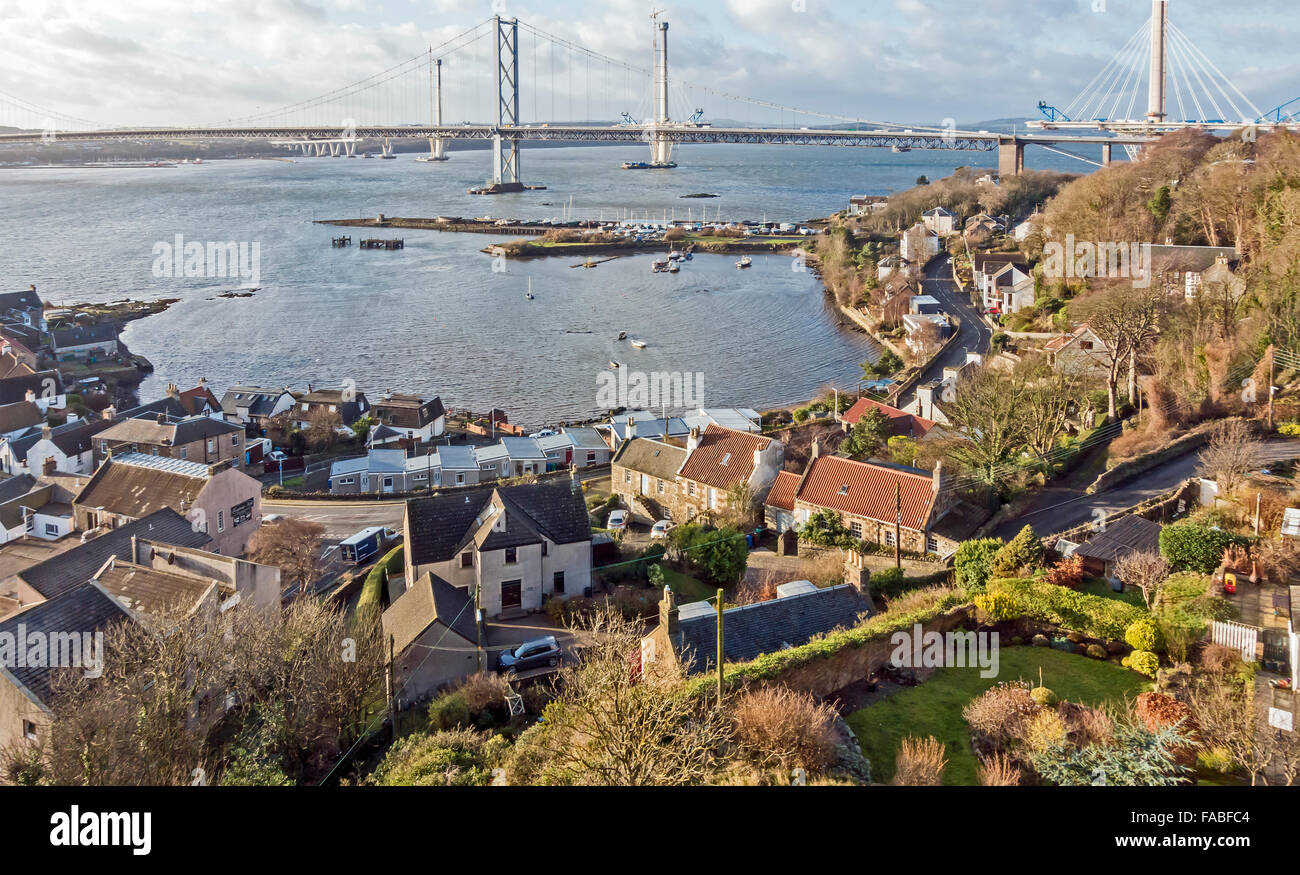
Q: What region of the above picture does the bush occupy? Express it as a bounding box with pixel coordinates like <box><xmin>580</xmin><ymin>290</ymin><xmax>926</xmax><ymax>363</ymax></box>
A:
<box><xmin>1159</xmin><ymin>522</ymin><xmax>1250</xmax><ymax>574</ymax></box>
<box><xmin>1197</xmin><ymin>747</ymin><xmax>1236</xmax><ymax>773</ymax></box>
<box><xmin>990</xmin><ymin>577</ymin><xmax>1147</xmax><ymax>640</ymax></box>
<box><xmin>891</xmin><ymin>736</ymin><xmax>947</xmax><ymax>786</ymax></box>
<box><xmin>1125</xmin><ymin>619</ymin><xmax>1165</xmax><ymax>653</ymax></box>
<box><xmin>954</xmin><ymin>537</ymin><xmax>1004</xmax><ymax>592</ymax></box>
<box><xmin>1086</xmin><ymin>644</ymin><xmax>1108</xmax><ymax>660</ymax></box>
<box><xmin>1200</xmin><ymin>643</ymin><xmax>1244</xmax><ymax>675</ymax></box>
<box><xmin>1278</xmin><ymin>421</ymin><xmax>1300</xmax><ymax>437</ymax></box>
<box><xmin>963</xmin><ymin>681</ymin><xmax>1041</xmax><ymax>753</ymax></box>
<box><xmin>1023</xmin><ymin>709</ymin><xmax>1068</xmax><ymax>754</ymax></box>
<box><xmin>672</xmin><ymin>524</ymin><xmax>749</xmax><ymax>586</ymax></box>
<box><xmin>731</xmin><ymin>686</ymin><xmax>838</xmax><ymax>773</ymax></box>
<box><xmin>428</xmin><ymin>691</ymin><xmax>472</xmax><ymax>731</ymax></box>
<box><xmin>457</xmin><ymin>673</ymin><xmax>511</xmax><ymax>715</ymax></box>
<box><xmin>792</xmin><ymin>407</ymin><xmax>811</xmax><ymax>423</ymax></box>
<box><xmin>1030</xmin><ymin>687</ymin><xmax>1058</xmax><ymax>707</ymax></box>
<box><xmin>992</xmin><ymin>526</ymin><xmax>1044</xmax><ymax>576</ymax></box>
<box><xmin>1122</xmin><ymin>650</ymin><xmax>1160</xmax><ymax>677</ymax></box>
<box><xmin>974</xmin><ymin>591</ymin><xmax>1021</xmax><ymax>622</ymax></box>
<box><xmin>366</xmin><ymin>729</ymin><xmax>496</xmax><ymax>786</ymax></box>
<box><xmin>1031</xmin><ymin>634</ymin><xmax>1050</xmax><ymax>647</ymax></box>
<box><xmin>869</xmin><ymin>566</ymin><xmax>907</xmax><ymax>599</ymax></box>
<box><xmin>1043</xmin><ymin>555</ymin><xmax>1084</xmax><ymax>589</ymax></box>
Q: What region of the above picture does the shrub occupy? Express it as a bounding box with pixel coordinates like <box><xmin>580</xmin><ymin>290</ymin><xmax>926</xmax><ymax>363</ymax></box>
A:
<box><xmin>1030</xmin><ymin>687</ymin><xmax>1058</xmax><ymax>707</ymax></box>
<box><xmin>974</xmin><ymin>591</ymin><xmax>1021</xmax><ymax>622</ymax></box>
<box><xmin>977</xmin><ymin>754</ymin><xmax>1021</xmax><ymax>786</ymax></box>
<box><xmin>891</xmin><ymin>736</ymin><xmax>947</xmax><ymax>786</ymax></box>
<box><xmin>1031</xmin><ymin>634</ymin><xmax>1050</xmax><ymax>647</ymax></box>
<box><xmin>1086</xmin><ymin>644</ymin><xmax>1108</xmax><ymax>660</ymax></box>
<box><xmin>992</xmin><ymin>526</ymin><xmax>1045</xmax><ymax>577</ymax></box>
<box><xmin>1278</xmin><ymin>421</ymin><xmax>1300</xmax><ymax>437</ymax></box>
<box><xmin>428</xmin><ymin>691</ymin><xmax>471</xmax><ymax>731</ymax></box>
<box><xmin>457</xmin><ymin>673</ymin><xmax>511</xmax><ymax>714</ymax></box>
<box><xmin>731</xmin><ymin>686</ymin><xmax>838</xmax><ymax>773</ymax></box>
<box><xmin>792</xmin><ymin>407</ymin><xmax>811</xmax><ymax>423</ymax></box>
<box><xmin>1125</xmin><ymin>619</ymin><xmax>1165</xmax><ymax>653</ymax></box>
<box><xmin>1122</xmin><ymin>650</ymin><xmax>1160</xmax><ymax>677</ymax></box>
<box><xmin>1050</xmin><ymin>636</ymin><xmax>1074</xmax><ymax>652</ymax></box>
<box><xmin>1023</xmin><ymin>709</ymin><xmax>1068</xmax><ymax>754</ymax></box>
<box><xmin>1197</xmin><ymin>747</ymin><xmax>1236</xmax><ymax>773</ymax></box>
<box><xmin>954</xmin><ymin>538</ymin><xmax>1004</xmax><ymax>592</ymax></box>
<box><xmin>366</xmin><ymin>729</ymin><xmax>496</xmax><ymax>786</ymax></box>
<box><xmin>1159</xmin><ymin>523</ymin><xmax>1250</xmax><ymax>574</ymax></box>
<box><xmin>1043</xmin><ymin>555</ymin><xmax>1084</xmax><ymax>589</ymax></box>
<box><xmin>990</xmin><ymin>578</ymin><xmax>1147</xmax><ymax>640</ymax></box>
<box><xmin>962</xmin><ymin>681</ymin><xmax>1040</xmax><ymax>751</ymax></box>
<box><xmin>1199</xmin><ymin>643</ymin><xmax>1244</xmax><ymax>675</ymax></box>
<box><xmin>869</xmin><ymin>566</ymin><xmax>907</xmax><ymax>599</ymax></box>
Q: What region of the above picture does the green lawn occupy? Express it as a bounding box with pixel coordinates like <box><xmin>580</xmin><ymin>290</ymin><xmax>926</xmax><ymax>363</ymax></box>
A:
<box><xmin>662</xmin><ymin>567</ymin><xmax>715</xmax><ymax>604</ymax></box>
<box><xmin>845</xmin><ymin>647</ymin><xmax>1150</xmax><ymax>786</ymax></box>
<box><xmin>1079</xmin><ymin>578</ymin><xmax>1147</xmax><ymax>607</ymax></box>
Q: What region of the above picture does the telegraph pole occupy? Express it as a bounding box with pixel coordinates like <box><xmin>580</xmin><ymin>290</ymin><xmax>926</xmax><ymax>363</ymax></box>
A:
<box><xmin>894</xmin><ymin>483</ymin><xmax>902</xmax><ymax>571</ymax></box>
<box><xmin>715</xmin><ymin>588</ymin><xmax>725</xmax><ymax>700</ymax></box>
<box><xmin>1268</xmin><ymin>348</ymin><xmax>1276</xmax><ymax>430</ymax></box>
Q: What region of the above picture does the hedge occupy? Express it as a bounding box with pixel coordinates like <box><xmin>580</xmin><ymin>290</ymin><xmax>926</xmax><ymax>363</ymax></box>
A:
<box><xmin>1158</xmin><ymin>523</ymin><xmax>1250</xmax><ymax>574</ymax></box>
<box><xmin>988</xmin><ymin>577</ymin><xmax>1147</xmax><ymax>641</ymax></box>
<box><xmin>686</xmin><ymin>591</ymin><xmax>969</xmax><ymax>696</ymax></box>
<box><xmin>358</xmin><ymin>546</ymin><xmax>405</xmax><ymax>615</ymax></box>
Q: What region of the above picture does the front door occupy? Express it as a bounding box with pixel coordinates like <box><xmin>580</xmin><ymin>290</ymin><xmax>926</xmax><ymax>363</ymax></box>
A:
<box><xmin>641</xmin><ymin>474</ymin><xmax>650</xmax><ymax>496</ymax></box>
<box><xmin>501</xmin><ymin>580</ymin><xmax>522</xmax><ymax>611</ymax></box>
<box><xmin>382</xmin><ymin>476</ymin><xmax>395</xmax><ymax>494</ymax></box>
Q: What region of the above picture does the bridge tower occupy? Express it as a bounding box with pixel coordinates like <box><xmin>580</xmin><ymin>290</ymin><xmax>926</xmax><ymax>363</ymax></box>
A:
<box><xmin>649</xmin><ymin>12</ymin><xmax>673</xmax><ymax>166</ymax></box>
<box><xmin>491</xmin><ymin>15</ymin><xmax>523</xmax><ymax>190</ymax></box>
<box><xmin>1146</xmin><ymin>0</ymin><xmax>1168</xmax><ymax>122</ymax></box>
<box><xmin>426</xmin><ymin>53</ymin><xmax>449</xmax><ymax>161</ymax></box>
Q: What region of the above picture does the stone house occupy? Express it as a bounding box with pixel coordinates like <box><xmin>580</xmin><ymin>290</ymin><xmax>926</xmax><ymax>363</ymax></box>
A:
<box><xmin>93</xmin><ymin>414</ymin><xmax>247</xmax><ymax>470</ymax></box>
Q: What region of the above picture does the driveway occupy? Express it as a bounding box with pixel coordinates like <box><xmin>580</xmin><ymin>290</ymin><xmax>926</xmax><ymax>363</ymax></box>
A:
<box><xmin>896</xmin><ymin>255</ymin><xmax>992</xmax><ymax>411</ymax></box>
<box><xmin>994</xmin><ymin>438</ymin><xmax>1300</xmax><ymax>539</ymax></box>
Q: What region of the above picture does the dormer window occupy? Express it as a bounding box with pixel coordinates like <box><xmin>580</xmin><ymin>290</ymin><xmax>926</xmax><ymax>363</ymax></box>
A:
<box><xmin>720</xmin><ymin>453</ymin><xmax>731</xmax><ymax>466</ymax></box>
<box><xmin>838</xmin><ymin>485</ymin><xmax>850</xmax><ymax>495</ymax></box>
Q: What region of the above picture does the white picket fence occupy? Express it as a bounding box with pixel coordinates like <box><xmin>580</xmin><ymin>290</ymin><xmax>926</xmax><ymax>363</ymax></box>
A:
<box><xmin>1210</xmin><ymin>620</ymin><xmax>1259</xmax><ymax>663</ymax></box>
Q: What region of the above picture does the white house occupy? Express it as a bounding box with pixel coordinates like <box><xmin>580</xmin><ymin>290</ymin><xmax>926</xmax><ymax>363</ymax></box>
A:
<box><xmin>0</xmin><ymin>420</ymin><xmax>110</xmax><ymax>476</ymax></box>
<box><xmin>900</xmin><ymin>223</ymin><xmax>940</xmax><ymax>263</ymax></box>
<box><xmin>986</xmin><ymin>262</ymin><xmax>1036</xmax><ymax>314</ymax></box>
<box><xmin>921</xmin><ymin>207</ymin><xmax>957</xmax><ymax>236</ymax></box>
<box><xmin>372</xmin><ymin>393</ymin><xmax>446</xmax><ymax>443</ymax></box>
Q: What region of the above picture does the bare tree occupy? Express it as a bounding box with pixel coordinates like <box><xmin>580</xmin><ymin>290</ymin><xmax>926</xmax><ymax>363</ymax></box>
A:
<box><xmin>1114</xmin><ymin>551</ymin><xmax>1171</xmax><ymax>610</ymax></box>
<box><xmin>510</xmin><ymin>609</ymin><xmax>732</xmax><ymax>786</ymax></box>
<box><xmin>248</xmin><ymin>518</ymin><xmax>326</xmax><ymax>595</ymax></box>
<box><xmin>1017</xmin><ymin>360</ymin><xmax>1090</xmax><ymax>465</ymax></box>
<box><xmin>1076</xmin><ymin>284</ymin><xmax>1135</xmax><ymax>422</ymax></box>
<box><xmin>1198</xmin><ymin>419</ymin><xmax>1265</xmax><ymax>494</ymax></box>
<box><xmin>1184</xmin><ymin>675</ymin><xmax>1269</xmax><ymax>786</ymax></box>
<box><xmin>307</xmin><ymin>407</ymin><xmax>343</xmax><ymax>451</ymax></box>
<box><xmin>941</xmin><ymin>366</ymin><xmax>1028</xmax><ymax>491</ymax></box>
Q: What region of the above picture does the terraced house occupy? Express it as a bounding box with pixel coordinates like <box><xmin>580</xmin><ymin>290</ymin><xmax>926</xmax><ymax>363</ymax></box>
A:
<box><xmin>612</xmin><ymin>424</ymin><xmax>783</xmax><ymax>525</ymax></box>
<box><xmin>94</xmin><ymin>413</ymin><xmax>246</xmax><ymax>469</ymax></box>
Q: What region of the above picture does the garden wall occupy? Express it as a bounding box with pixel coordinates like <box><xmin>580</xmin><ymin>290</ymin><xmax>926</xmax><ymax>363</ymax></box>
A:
<box><xmin>1085</xmin><ymin>418</ymin><xmax>1236</xmax><ymax>494</ymax></box>
<box><xmin>1046</xmin><ymin>479</ymin><xmax>1198</xmax><ymax>545</ymax></box>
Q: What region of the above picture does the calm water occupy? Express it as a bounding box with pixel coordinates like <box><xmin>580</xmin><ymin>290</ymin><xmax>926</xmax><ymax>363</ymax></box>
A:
<box><xmin>0</xmin><ymin>142</ymin><xmax>1087</xmax><ymax>426</ymax></box>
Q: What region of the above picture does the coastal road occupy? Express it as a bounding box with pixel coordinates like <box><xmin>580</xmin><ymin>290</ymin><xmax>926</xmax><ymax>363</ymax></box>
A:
<box><xmin>896</xmin><ymin>255</ymin><xmax>992</xmax><ymax>411</ymax></box>
<box><xmin>993</xmin><ymin>438</ymin><xmax>1300</xmax><ymax>540</ymax></box>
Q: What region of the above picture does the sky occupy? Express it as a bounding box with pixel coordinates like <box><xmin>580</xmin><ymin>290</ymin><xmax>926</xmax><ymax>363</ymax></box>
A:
<box><xmin>0</xmin><ymin>0</ymin><xmax>1296</xmax><ymax>129</ymax></box>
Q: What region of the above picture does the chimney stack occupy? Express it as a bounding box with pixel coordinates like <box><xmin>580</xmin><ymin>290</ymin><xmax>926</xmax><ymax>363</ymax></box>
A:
<box><xmin>165</xmin><ymin>383</ymin><xmax>179</xmax><ymax>398</ymax></box>
<box><xmin>811</xmin><ymin>438</ymin><xmax>821</xmax><ymax>460</ymax></box>
<box><xmin>24</xmin><ymin>389</ymin><xmax>35</xmax><ymax>404</ymax></box>
<box><xmin>659</xmin><ymin>585</ymin><xmax>679</xmax><ymax>636</ymax></box>
<box><xmin>686</xmin><ymin>426</ymin><xmax>701</xmax><ymax>454</ymax></box>
<box><xmin>40</xmin><ymin>424</ymin><xmax>51</xmax><ymax>441</ymax></box>
<box><xmin>625</xmin><ymin>416</ymin><xmax>637</xmax><ymax>440</ymax></box>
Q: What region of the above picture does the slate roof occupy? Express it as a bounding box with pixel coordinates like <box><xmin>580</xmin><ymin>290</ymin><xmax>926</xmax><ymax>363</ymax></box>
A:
<box><xmin>0</xmin><ymin>474</ymin><xmax>36</xmax><ymax>504</ymax></box>
<box><xmin>374</xmin><ymin>394</ymin><xmax>445</xmax><ymax>429</ymax></box>
<box><xmin>18</xmin><ymin>508</ymin><xmax>212</xmax><ymax>600</ymax></box>
<box><xmin>406</xmin><ymin>481</ymin><xmax>590</xmax><ymax>565</ymax></box>
<box><xmin>382</xmin><ymin>572</ymin><xmax>477</xmax><ymax>655</ymax></box>
<box><xmin>92</xmin><ymin>561</ymin><xmax>217</xmax><ymax>615</ymax></box>
<box><xmin>6</xmin><ymin>418</ymin><xmax>113</xmax><ymax>462</ymax></box>
<box><xmin>97</xmin><ymin>414</ymin><xmax>242</xmax><ymax>447</ymax></box>
<box><xmin>677</xmin><ymin>425</ymin><xmax>774</xmax><ymax>491</ymax></box>
<box><xmin>117</xmin><ymin>396</ymin><xmax>191</xmax><ymax>421</ymax></box>
<box><xmin>0</xmin><ymin>289</ymin><xmax>43</xmax><ymax>318</ymax></box>
<box><xmin>676</xmin><ymin>585</ymin><xmax>870</xmax><ymax>675</ymax></box>
<box><xmin>0</xmin><ymin>582</ymin><xmax>131</xmax><ymax>709</ymax></box>
<box><xmin>790</xmin><ymin>455</ymin><xmax>938</xmax><ymax>531</ymax></box>
<box><xmin>0</xmin><ymin>400</ymin><xmax>43</xmax><ymax>435</ymax></box>
<box><xmin>1148</xmin><ymin>244</ymin><xmax>1238</xmax><ymax>273</ymax></box>
<box><xmin>73</xmin><ymin>454</ymin><xmax>213</xmax><ymax>521</ymax></box>
<box><xmin>51</xmin><ymin>323</ymin><xmax>117</xmax><ymax>349</ymax></box>
<box><xmin>563</xmin><ymin>427</ymin><xmax>609</xmax><ymax>451</ymax></box>
<box><xmin>433</xmin><ymin>445</ymin><xmax>478</xmax><ymax>470</ymax></box>
<box><xmin>0</xmin><ymin>370</ymin><xmax>64</xmax><ymax>406</ymax></box>
<box><xmin>221</xmin><ymin>386</ymin><xmax>292</xmax><ymax>419</ymax></box>
<box><xmin>611</xmin><ymin>438</ymin><xmax>687</xmax><ymax>481</ymax></box>
<box><xmin>1074</xmin><ymin>515</ymin><xmax>1163</xmax><ymax>564</ymax></box>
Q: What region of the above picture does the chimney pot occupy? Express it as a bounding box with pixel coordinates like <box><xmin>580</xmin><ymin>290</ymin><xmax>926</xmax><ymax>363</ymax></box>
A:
<box><xmin>659</xmin><ymin>586</ymin><xmax>679</xmax><ymax>636</ymax></box>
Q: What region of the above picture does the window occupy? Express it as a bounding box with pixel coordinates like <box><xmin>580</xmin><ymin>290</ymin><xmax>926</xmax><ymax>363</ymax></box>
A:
<box><xmin>231</xmin><ymin>434</ymin><xmax>239</xmax><ymax>446</ymax></box>
<box><xmin>179</xmin><ymin>447</ymin><xmax>187</xmax><ymax>459</ymax></box>
<box><xmin>926</xmin><ymin>534</ymin><xmax>939</xmax><ymax>554</ymax></box>
<box><xmin>455</xmin><ymin>473</ymin><xmax>465</xmax><ymax>485</ymax></box>
<box><xmin>849</xmin><ymin>521</ymin><xmax>863</xmax><ymax>538</ymax></box>
<box><xmin>460</xmin><ymin>551</ymin><xmax>473</xmax><ymax>568</ymax></box>
<box><xmin>207</xmin><ymin>439</ymin><xmax>216</xmax><ymax>453</ymax></box>
<box><xmin>884</xmin><ymin>530</ymin><xmax>896</xmax><ymax>547</ymax></box>
<box><xmin>505</xmin><ymin>547</ymin><xmax>518</xmax><ymax>564</ymax></box>
<box><xmin>624</xmin><ymin>471</ymin><xmax>632</xmax><ymax>484</ymax></box>
<box><xmin>586</xmin><ymin>451</ymin><xmax>596</xmax><ymax>463</ymax></box>
<box><xmin>553</xmin><ymin>571</ymin><xmax>565</xmax><ymax>594</ymax></box>
<box><xmin>44</xmin><ymin>523</ymin><xmax>58</xmax><ymax>536</ymax></box>
<box><xmin>542</xmin><ymin>541</ymin><xmax>548</xmax><ymax>557</ymax></box>
<box><xmin>151</xmin><ymin>447</ymin><xmax>159</xmax><ymax>456</ymax></box>
<box><xmin>337</xmin><ymin>477</ymin><xmax>354</xmax><ymax>485</ymax></box>
<box><xmin>99</xmin><ymin>441</ymin><xmax>107</xmax><ymax>454</ymax></box>
<box><xmin>1079</xmin><ymin>341</ymin><xmax>1094</xmax><ymax>351</ymax></box>
<box><xmin>687</xmin><ymin>482</ymin><xmax>696</xmax><ymax>497</ymax></box>
<box><xmin>657</xmin><ymin>479</ymin><xmax>665</xmax><ymax>495</ymax></box>
<box><xmin>217</xmin><ymin>510</ymin><xmax>225</xmax><ymax>533</ymax></box>
<box><xmin>413</xmin><ymin>473</ymin><xmax>427</xmax><ymax>482</ymax></box>
<box><xmin>22</xmin><ymin>720</ymin><xmax>37</xmax><ymax>742</ymax></box>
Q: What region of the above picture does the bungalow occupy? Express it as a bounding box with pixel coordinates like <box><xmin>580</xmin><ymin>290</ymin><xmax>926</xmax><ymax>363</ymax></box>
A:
<box><xmin>220</xmin><ymin>386</ymin><xmax>296</xmax><ymax>429</ymax></box>
<box><xmin>561</xmin><ymin>427</ymin><xmax>612</xmax><ymax>468</ymax></box>
<box><xmin>474</xmin><ymin>436</ymin><xmax>548</xmax><ymax>479</ymax></box>
<box><xmin>0</xmin><ymin>419</ymin><xmax>112</xmax><ymax>476</ymax></box>
<box><xmin>764</xmin><ymin>448</ymin><xmax>958</xmax><ymax>556</ymax></box>
<box><xmin>50</xmin><ymin>323</ymin><xmax>118</xmax><ymax>360</ymax></box>
<box><xmin>1044</xmin><ymin>324</ymin><xmax>1112</xmax><ymax>377</ymax></box>
<box><xmin>900</xmin><ymin>222</ymin><xmax>940</xmax><ymax>263</ymax></box>
<box><xmin>643</xmin><ymin>580</ymin><xmax>871</xmax><ymax>676</ymax></box>
<box><xmin>373</xmin><ymin>393</ymin><xmax>447</xmax><ymax>443</ymax></box>
<box><xmin>841</xmin><ymin>398</ymin><xmax>938</xmax><ymax>440</ymax></box>
<box><xmin>1073</xmin><ymin>515</ymin><xmax>1163</xmax><ymax>582</ymax></box>
<box><xmin>921</xmin><ymin>206</ymin><xmax>957</xmax><ymax>236</ymax></box>
<box><xmin>72</xmin><ymin>454</ymin><xmax>262</xmax><ymax>556</ymax></box>
<box><xmin>402</xmin><ymin>479</ymin><xmax>592</xmax><ymax>619</ymax></box>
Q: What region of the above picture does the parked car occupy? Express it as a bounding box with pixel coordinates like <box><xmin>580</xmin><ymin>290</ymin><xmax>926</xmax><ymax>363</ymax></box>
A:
<box><xmin>651</xmin><ymin>520</ymin><xmax>676</xmax><ymax>539</ymax></box>
<box><xmin>267</xmin><ymin>450</ymin><xmax>288</xmax><ymax>463</ymax></box>
<box><xmin>607</xmin><ymin>510</ymin><xmax>628</xmax><ymax>532</ymax></box>
<box><xmin>498</xmin><ymin>636</ymin><xmax>563</xmax><ymax>675</ymax></box>
<box><xmin>529</xmin><ymin>428</ymin><xmax>558</xmax><ymax>439</ymax></box>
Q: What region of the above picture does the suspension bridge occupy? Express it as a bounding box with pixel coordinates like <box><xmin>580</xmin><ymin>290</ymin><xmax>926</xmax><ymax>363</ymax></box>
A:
<box><xmin>0</xmin><ymin>5</ymin><xmax>1291</xmax><ymax>187</ymax></box>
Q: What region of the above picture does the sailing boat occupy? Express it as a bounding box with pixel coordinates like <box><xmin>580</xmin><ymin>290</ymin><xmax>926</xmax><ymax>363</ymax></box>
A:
<box><xmin>525</xmin><ymin>277</ymin><xmax>535</xmax><ymax>300</ymax></box>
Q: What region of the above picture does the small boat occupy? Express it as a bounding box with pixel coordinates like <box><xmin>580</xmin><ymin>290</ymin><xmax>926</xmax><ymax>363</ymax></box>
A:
<box><xmin>609</xmin><ymin>361</ymin><xmax>621</xmax><ymax>369</ymax></box>
<box><xmin>652</xmin><ymin>259</ymin><xmax>670</xmax><ymax>273</ymax></box>
<box><xmin>683</xmin><ymin>251</ymin><xmax>693</xmax><ymax>261</ymax></box>
<box><xmin>525</xmin><ymin>278</ymin><xmax>535</xmax><ymax>300</ymax></box>
<box><xmin>667</xmin><ymin>262</ymin><xmax>680</xmax><ymax>273</ymax></box>
<box><xmin>892</xmin><ymin>145</ymin><xmax>911</xmax><ymax>153</ymax></box>
<box><xmin>630</xmin><ymin>340</ymin><xmax>648</xmax><ymax>349</ymax></box>
<box><xmin>617</xmin><ymin>331</ymin><xmax>628</xmax><ymax>341</ymax></box>
<box><xmin>582</xmin><ymin>260</ymin><xmax>599</xmax><ymax>269</ymax></box>
<box><xmin>668</xmin><ymin>251</ymin><xmax>685</xmax><ymax>261</ymax></box>
<box><xmin>737</xmin><ymin>257</ymin><xmax>753</xmax><ymax>269</ymax></box>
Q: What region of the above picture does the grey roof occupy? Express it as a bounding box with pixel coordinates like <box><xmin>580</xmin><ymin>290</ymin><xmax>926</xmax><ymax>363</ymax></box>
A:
<box><xmin>1148</xmin><ymin>244</ymin><xmax>1238</xmax><ymax>273</ymax></box>
<box><xmin>562</xmin><ymin>427</ymin><xmax>609</xmax><ymax>451</ymax></box>
<box><xmin>383</xmin><ymin>572</ymin><xmax>476</xmax><ymax>655</ymax></box>
<box><xmin>51</xmin><ymin>323</ymin><xmax>117</xmax><ymax>349</ymax></box>
<box><xmin>433</xmin><ymin>445</ymin><xmax>478</xmax><ymax>470</ymax></box>
<box><xmin>0</xmin><ymin>289</ymin><xmax>43</xmax><ymax>317</ymax></box>
<box><xmin>676</xmin><ymin>585</ymin><xmax>870</xmax><ymax>675</ymax></box>
<box><xmin>500</xmin><ymin>436</ymin><xmax>547</xmax><ymax>461</ymax></box>
<box><xmin>0</xmin><ymin>370</ymin><xmax>63</xmax><ymax>406</ymax></box>
<box><xmin>6</xmin><ymin>418</ymin><xmax>113</xmax><ymax>460</ymax></box>
<box><xmin>406</xmin><ymin>481</ymin><xmax>590</xmax><ymax>565</ymax></box>
<box><xmin>0</xmin><ymin>582</ymin><xmax>131</xmax><ymax>708</ymax></box>
<box><xmin>220</xmin><ymin>386</ymin><xmax>291</xmax><ymax>419</ymax></box>
<box><xmin>608</xmin><ymin>417</ymin><xmax>691</xmax><ymax>443</ymax></box>
<box><xmin>117</xmin><ymin>396</ymin><xmax>190</xmax><ymax>421</ymax></box>
<box><xmin>1074</xmin><ymin>515</ymin><xmax>1163</xmax><ymax>564</ymax></box>
<box><xmin>611</xmin><ymin>438</ymin><xmax>687</xmax><ymax>481</ymax></box>
<box><xmin>19</xmin><ymin>508</ymin><xmax>212</xmax><ymax>600</ymax></box>
<box><xmin>0</xmin><ymin>474</ymin><xmax>36</xmax><ymax>504</ymax></box>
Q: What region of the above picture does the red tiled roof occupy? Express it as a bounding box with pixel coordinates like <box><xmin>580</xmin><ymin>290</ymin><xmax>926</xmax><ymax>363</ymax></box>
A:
<box><xmin>842</xmin><ymin>398</ymin><xmax>937</xmax><ymax>438</ymax></box>
<box><xmin>178</xmin><ymin>385</ymin><xmax>221</xmax><ymax>416</ymax></box>
<box><xmin>794</xmin><ymin>455</ymin><xmax>936</xmax><ymax>531</ymax></box>
<box><xmin>766</xmin><ymin>470</ymin><xmax>801</xmax><ymax>512</ymax></box>
<box><xmin>1043</xmin><ymin>324</ymin><xmax>1090</xmax><ymax>353</ymax></box>
<box><xmin>677</xmin><ymin>425</ymin><xmax>774</xmax><ymax>491</ymax></box>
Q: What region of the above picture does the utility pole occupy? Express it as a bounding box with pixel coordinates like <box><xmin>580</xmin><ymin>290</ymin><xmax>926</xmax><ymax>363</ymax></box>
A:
<box><xmin>385</xmin><ymin>635</ymin><xmax>395</xmax><ymax>740</ymax></box>
<box><xmin>1268</xmin><ymin>348</ymin><xmax>1276</xmax><ymax>430</ymax></box>
<box><xmin>1255</xmin><ymin>492</ymin><xmax>1262</xmax><ymax>538</ymax></box>
<box><xmin>894</xmin><ymin>483</ymin><xmax>902</xmax><ymax>571</ymax></box>
<box><xmin>475</xmin><ymin>584</ymin><xmax>484</xmax><ymax>672</ymax></box>
<box><xmin>715</xmin><ymin>588</ymin><xmax>725</xmax><ymax>700</ymax></box>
